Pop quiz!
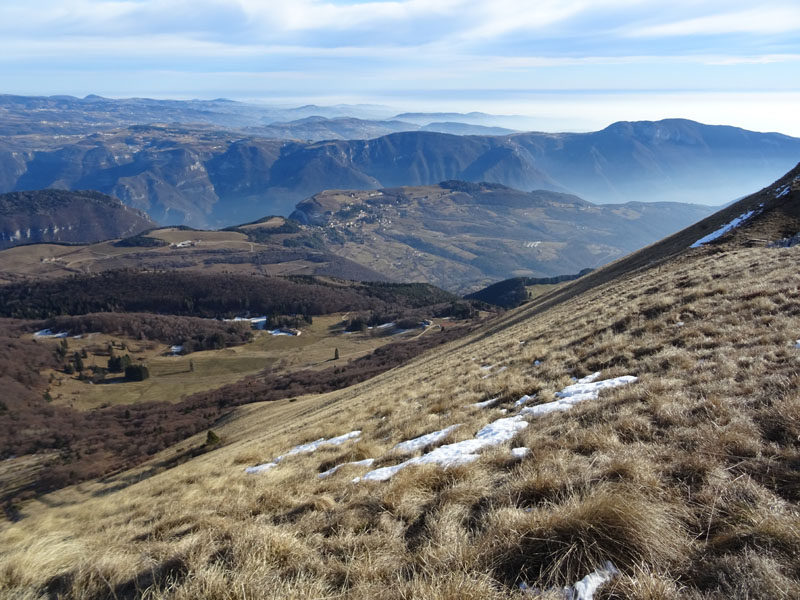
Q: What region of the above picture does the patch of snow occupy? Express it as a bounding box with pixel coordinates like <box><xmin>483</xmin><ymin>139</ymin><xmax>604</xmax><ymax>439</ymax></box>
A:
<box><xmin>376</xmin><ymin>322</ymin><xmax>396</xmax><ymax>329</ymax></box>
<box><xmin>225</xmin><ymin>316</ymin><xmax>268</xmax><ymax>330</ymax></box>
<box><xmin>245</xmin><ymin>462</ymin><xmax>277</xmax><ymax>474</ymax></box>
<box><xmin>690</xmin><ymin>209</ymin><xmax>758</xmax><ymax>248</ymax></box>
<box><xmin>318</xmin><ymin>458</ymin><xmax>375</xmax><ymax>479</ymax></box>
<box><xmin>249</xmin><ymin>317</ymin><xmax>267</xmax><ymax>330</ymax></box>
<box><xmin>359</xmin><ymin>416</ymin><xmax>528</xmax><ymax>482</ymax></box>
<box><xmin>520</xmin><ymin>375</ymin><xmax>637</xmax><ymax>417</ymax></box>
<box><xmin>482</xmin><ymin>365</ymin><xmax>508</xmax><ymax>379</ymax></box>
<box><xmin>480</xmin><ymin>365</ymin><xmax>492</xmax><ymax>371</ymax></box>
<box><xmin>794</xmin><ymin>340</ymin><xmax>800</xmax><ymax>349</ymax></box>
<box><xmin>33</xmin><ymin>329</ymin><xmax>68</xmax><ymax>338</ymax></box>
<box><xmin>515</xmin><ymin>394</ymin><xmax>536</xmax><ymax>407</ymax></box>
<box><xmin>777</xmin><ymin>186</ymin><xmax>791</xmax><ymax>198</ymax></box>
<box><xmin>170</xmin><ymin>345</ymin><xmax>183</xmax><ymax>355</ymax></box>
<box><xmin>394</xmin><ymin>424</ymin><xmax>461</xmax><ymax>453</ymax></box>
<box><xmin>471</xmin><ymin>397</ymin><xmax>500</xmax><ymax>409</ymax></box>
<box><xmin>534</xmin><ymin>360</ymin><xmax>541</xmax><ymax>366</ymax></box>
<box><xmin>572</xmin><ymin>372</ymin><xmax>601</xmax><ymax>384</ymax></box>
<box><xmin>511</xmin><ymin>447</ymin><xmax>529</xmax><ymax>459</ymax></box>
<box><xmin>246</xmin><ymin>430</ymin><xmax>361</xmax><ymax>475</ymax></box>
<box><xmin>566</xmin><ymin>561</ymin><xmax>620</xmax><ymax>600</ymax></box>
<box><xmin>519</xmin><ymin>561</ymin><xmax>619</xmax><ymax>600</ymax></box>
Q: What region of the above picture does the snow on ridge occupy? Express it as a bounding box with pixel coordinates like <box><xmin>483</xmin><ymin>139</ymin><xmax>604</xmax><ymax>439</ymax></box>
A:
<box><xmin>318</xmin><ymin>458</ymin><xmax>375</xmax><ymax>479</ymax></box>
<box><xmin>393</xmin><ymin>424</ymin><xmax>461</xmax><ymax>453</ymax></box>
<box><xmin>246</xmin><ymin>430</ymin><xmax>361</xmax><ymax>474</ymax></box>
<box><xmin>690</xmin><ymin>207</ymin><xmax>759</xmax><ymax>248</ymax></box>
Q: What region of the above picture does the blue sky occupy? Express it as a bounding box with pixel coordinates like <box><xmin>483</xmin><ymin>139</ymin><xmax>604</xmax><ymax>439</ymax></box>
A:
<box><xmin>2</xmin><ymin>0</ymin><xmax>799</xmax><ymax>134</ymax></box>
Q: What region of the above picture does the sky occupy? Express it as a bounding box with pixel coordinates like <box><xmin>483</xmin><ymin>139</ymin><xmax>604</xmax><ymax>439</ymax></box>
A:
<box><xmin>2</xmin><ymin>0</ymin><xmax>799</xmax><ymax>134</ymax></box>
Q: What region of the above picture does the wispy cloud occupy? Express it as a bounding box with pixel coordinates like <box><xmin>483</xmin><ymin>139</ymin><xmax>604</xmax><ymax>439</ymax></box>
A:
<box><xmin>1</xmin><ymin>0</ymin><xmax>799</xmax><ymax>134</ymax></box>
<box><xmin>629</xmin><ymin>5</ymin><xmax>800</xmax><ymax>37</ymax></box>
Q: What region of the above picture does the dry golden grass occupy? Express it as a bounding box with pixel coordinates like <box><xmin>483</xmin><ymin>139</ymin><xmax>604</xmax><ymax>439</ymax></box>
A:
<box><xmin>3</xmin><ymin>244</ymin><xmax>800</xmax><ymax>598</ymax></box>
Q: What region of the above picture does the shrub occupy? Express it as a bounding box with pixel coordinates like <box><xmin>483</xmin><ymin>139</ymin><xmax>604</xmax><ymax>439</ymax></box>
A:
<box><xmin>124</xmin><ymin>364</ymin><xmax>150</xmax><ymax>381</ymax></box>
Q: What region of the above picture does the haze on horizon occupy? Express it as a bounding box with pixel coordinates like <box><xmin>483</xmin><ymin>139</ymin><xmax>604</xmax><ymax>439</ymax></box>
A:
<box><xmin>2</xmin><ymin>0</ymin><xmax>799</xmax><ymax>135</ymax></box>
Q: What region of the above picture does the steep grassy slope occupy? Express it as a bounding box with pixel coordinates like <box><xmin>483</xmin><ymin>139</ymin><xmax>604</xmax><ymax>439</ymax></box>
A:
<box><xmin>2</xmin><ymin>168</ymin><xmax>800</xmax><ymax>598</ymax></box>
<box><xmin>0</xmin><ymin>190</ymin><xmax>156</xmax><ymax>249</ymax></box>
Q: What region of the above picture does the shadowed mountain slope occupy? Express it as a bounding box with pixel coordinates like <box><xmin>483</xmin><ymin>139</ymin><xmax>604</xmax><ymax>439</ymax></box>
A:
<box><xmin>0</xmin><ymin>189</ymin><xmax>156</xmax><ymax>249</ymax></box>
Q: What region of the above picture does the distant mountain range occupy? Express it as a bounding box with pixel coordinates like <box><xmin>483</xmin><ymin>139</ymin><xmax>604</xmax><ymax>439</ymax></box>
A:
<box><xmin>0</xmin><ymin>94</ymin><xmax>516</xmax><ymax>140</ymax></box>
<box><xmin>1</xmin><ymin>119</ymin><xmax>798</xmax><ymax>228</ymax></box>
<box><xmin>0</xmin><ymin>189</ymin><xmax>155</xmax><ymax>249</ymax></box>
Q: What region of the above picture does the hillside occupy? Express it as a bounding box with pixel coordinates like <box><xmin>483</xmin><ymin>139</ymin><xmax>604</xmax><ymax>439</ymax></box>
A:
<box><xmin>0</xmin><ymin>190</ymin><xmax>156</xmax><ymax>249</ymax></box>
<box><xmin>0</xmin><ymin>224</ymin><xmax>389</xmax><ymax>286</ymax></box>
<box><xmin>2</xmin><ymin>166</ymin><xmax>799</xmax><ymax>598</ymax></box>
<box><xmin>0</xmin><ymin>185</ymin><xmax>713</xmax><ymax>292</ymax></box>
<box><xmin>290</xmin><ymin>181</ymin><xmax>713</xmax><ymax>291</ymax></box>
<box><xmin>1</xmin><ymin>119</ymin><xmax>797</xmax><ymax>227</ymax></box>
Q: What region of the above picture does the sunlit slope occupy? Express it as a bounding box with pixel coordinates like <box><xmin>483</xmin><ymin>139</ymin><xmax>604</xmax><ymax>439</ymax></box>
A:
<box><xmin>2</xmin><ymin>167</ymin><xmax>800</xmax><ymax>598</ymax></box>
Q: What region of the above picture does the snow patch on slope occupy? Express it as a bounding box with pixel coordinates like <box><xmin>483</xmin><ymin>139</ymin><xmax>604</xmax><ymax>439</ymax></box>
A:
<box><xmin>393</xmin><ymin>424</ymin><xmax>461</xmax><ymax>454</ymax></box>
<box><xmin>358</xmin><ymin>417</ymin><xmax>528</xmax><ymax>482</ymax></box>
<box><xmin>246</xmin><ymin>430</ymin><xmax>361</xmax><ymax>474</ymax></box>
<box><xmin>690</xmin><ymin>207</ymin><xmax>760</xmax><ymax>248</ymax></box>
<box><xmin>520</xmin><ymin>376</ymin><xmax>637</xmax><ymax>417</ymax></box>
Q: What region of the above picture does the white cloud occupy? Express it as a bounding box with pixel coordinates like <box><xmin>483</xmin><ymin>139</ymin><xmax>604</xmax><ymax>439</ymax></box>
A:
<box><xmin>629</xmin><ymin>6</ymin><xmax>800</xmax><ymax>37</ymax></box>
<box><xmin>237</xmin><ymin>0</ymin><xmax>465</xmax><ymax>32</ymax></box>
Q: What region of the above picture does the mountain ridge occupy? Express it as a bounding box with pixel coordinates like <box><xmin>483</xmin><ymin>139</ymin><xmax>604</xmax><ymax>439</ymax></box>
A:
<box><xmin>0</xmin><ymin>189</ymin><xmax>156</xmax><ymax>249</ymax></box>
<box><xmin>2</xmin><ymin>117</ymin><xmax>798</xmax><ymax>227</ymax></box>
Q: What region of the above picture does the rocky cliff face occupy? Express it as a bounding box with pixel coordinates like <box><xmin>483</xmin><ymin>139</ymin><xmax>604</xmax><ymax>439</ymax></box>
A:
<box><xmin>0</xmin><ymin>189</ymin><xmax>157</xmax><ymax>249</ymax></box>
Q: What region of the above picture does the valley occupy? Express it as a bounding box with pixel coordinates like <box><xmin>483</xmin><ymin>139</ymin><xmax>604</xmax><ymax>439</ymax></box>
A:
<box><xmin>39</xmin><ymin>313</ymin><xmax>446</xmax><ymax>411</ymax></box>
